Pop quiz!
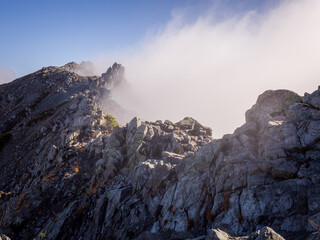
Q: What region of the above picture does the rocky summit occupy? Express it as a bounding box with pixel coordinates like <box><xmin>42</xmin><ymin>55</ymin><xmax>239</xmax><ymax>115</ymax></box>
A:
<box><xmin>0</xmin><ymin>63</ymin><xmax>320</xmax><ymax>240</ymax></box>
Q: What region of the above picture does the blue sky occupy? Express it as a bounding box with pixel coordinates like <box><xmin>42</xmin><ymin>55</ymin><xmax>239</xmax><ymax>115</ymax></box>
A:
<box><xmin>0</xmin><ymin>0</ymin><xmax>278</xmax><ymax>77</ymax></box>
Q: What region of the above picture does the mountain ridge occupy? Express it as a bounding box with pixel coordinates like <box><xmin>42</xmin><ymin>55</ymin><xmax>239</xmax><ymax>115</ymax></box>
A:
<box><xmin>0</xmin><ymin>63</ymin><xmax>319</xmax><ymax>240</ymax></box>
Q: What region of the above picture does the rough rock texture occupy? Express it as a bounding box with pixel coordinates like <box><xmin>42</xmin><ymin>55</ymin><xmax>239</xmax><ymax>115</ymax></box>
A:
<box><xmin>0</xmin><ymin>63</ymin><xmax>320</xmax><ymax>240</ymax></box>
<box><xmin>101</xmin><ymin>62</ymin><xmax>127</xmax><ymax>90</ymax></box>
<box><xmin>205</xmin><ymin>226</ymin><xmax>285</xmax><ymax>240</ymax></box>
<box><xmin>100</xmin><ymin>62</ymin><xmax>135</xmax><ymax>125</ymax></box>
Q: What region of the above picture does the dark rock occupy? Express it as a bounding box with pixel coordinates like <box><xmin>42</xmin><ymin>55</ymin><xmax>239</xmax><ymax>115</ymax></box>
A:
<box><xmin>306</xmin><ymin>232</ymin><xmax>320</xmax><ymax>240</ymax></box>
<box><xmin>171</xmin><ymin>231</ymin><xmax>194</xmax><ymax>240</ymax></box>
<box><xmin>136</xmin><ymin>231</ymin><xmax>163</xmax><ymax>240</ymax></box>
<box><xmin>309</xmin><ymin>213</ymin><xmax>320</xmax><ymax>232</ymax></box>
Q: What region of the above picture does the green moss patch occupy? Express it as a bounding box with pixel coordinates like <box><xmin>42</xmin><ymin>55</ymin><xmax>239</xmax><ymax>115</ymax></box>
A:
<box><xmin>105</xmin><ymin>114</ymin><xmax>119</xmax><ymax>128</ymax></box>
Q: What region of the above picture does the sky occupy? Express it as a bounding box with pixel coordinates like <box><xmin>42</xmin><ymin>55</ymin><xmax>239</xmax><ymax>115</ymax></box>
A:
<box><xmin>0</xmin><ymin>0</ymin><xmax>276</xmax><ymax>78</ymax></box>
<box><xmin>1</xmin><ymin>0</ymin><xmax>320</xmax><ymax>137</ymax></box>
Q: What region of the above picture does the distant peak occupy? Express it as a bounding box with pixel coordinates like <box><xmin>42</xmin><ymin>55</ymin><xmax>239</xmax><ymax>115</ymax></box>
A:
<box><xmin>63</xmin><ymin>62</ymin><xmax>79</xmax><ymax>71</ymax></box>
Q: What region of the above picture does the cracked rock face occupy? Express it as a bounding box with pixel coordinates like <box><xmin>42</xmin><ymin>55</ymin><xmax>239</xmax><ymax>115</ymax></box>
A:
<box><xmin>0</xmin><ymin>63</ymin><xmax>320</xmax><ymax>240</ymax></box>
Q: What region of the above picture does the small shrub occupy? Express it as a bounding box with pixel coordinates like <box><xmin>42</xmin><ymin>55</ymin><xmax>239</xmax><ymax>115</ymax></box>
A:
<box><xmin>36</xmin><ymin>229</ymin><xmax>47</xmax><ymax>240</ymax></box>
<box><xmin>104</xmin><ymin>114</ymin><xmax>119</xmax><ymax>128</ymax></box>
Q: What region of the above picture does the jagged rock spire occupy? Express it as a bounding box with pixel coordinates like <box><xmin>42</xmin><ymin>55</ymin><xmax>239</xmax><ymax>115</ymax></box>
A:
<box><xmin>101</xmin><ymin>62</ymin><xmax>127</xmax><ymax>90</ymax></box>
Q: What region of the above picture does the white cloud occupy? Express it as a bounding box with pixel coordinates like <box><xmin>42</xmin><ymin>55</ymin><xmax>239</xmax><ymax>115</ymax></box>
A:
<box><xmin>97</xmin><ymin>0</ymin><xmax>320</xmax><ymax>138</ymax></box>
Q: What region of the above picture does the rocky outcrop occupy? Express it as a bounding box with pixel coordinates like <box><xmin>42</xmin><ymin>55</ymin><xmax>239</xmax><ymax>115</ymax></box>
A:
<box><xmin>101</xmin><ymin>62</ymin><xmax>127</xmax><ymax>90</ymax></box>
<box><xmin>100</xmin><ymin>62</ymin><xmax>135</xmax><ymax>125</ymax></box>
<box><xmin>96</xmin><ymin>116</ymin><xmax>212</xmax><ymax>179</ymax></box>
<box><xmin>0</xmin><ymin>63</ymin><xmax>320</xmax><ymax>240</ymax></box>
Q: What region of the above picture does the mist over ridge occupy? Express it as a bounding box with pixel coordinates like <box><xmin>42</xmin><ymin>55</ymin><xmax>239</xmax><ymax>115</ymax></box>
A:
<box><xmin>93</xmin><ymin>0</ymin><xmax>320</xmax><ymax>138</ymax></box>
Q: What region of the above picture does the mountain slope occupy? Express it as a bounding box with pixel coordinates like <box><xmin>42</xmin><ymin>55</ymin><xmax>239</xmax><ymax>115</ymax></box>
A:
<box><xmin>0</xmin><ymin>64</ymin><xmax>319</xmax><ymax>240</ymax></box>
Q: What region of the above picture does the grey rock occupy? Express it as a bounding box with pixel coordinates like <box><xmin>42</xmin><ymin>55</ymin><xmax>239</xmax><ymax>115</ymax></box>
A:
<box><xmin>245</xmin><ymin>89</ymin><xmax>301</xmax><ymax>127</ymax></box>
<box><xmin>162</xmin><ymin>151</ymin><xmax>184</xmax><ymax>164</ymax></box>
<box><xmin>101</xmin><ymin>62</ymin><xmax>127</xmax><ymax>90</ymax></box>
<box><xmin>309</xmin><ymin>213</ymin><xmax>320</xmax><ymax>231</ymax></box>
<box><xmin>271</xmin><ymin>160</ymin><xmax>298</xmax><ymax>179</ymax></box>
<box><xmin>205</xmin><ymin>228</ymin><xmax>233</xmax><ymax>240</ymax></box>
<box><xmin>1</xmin><ymin>63</ymin><xmax>320</xmax><ymax>240</ymax></box>
<box><xmin>0</xmin><ymin>234</ymin><xmax>11</xmax><ymax>240</ymax></box>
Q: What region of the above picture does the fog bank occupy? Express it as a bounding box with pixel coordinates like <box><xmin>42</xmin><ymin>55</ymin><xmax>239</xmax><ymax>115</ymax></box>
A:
<box><xmin>97</xmin><ymin>0</ymin><xmax>320</xmax><ymax>138</ymax></box>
